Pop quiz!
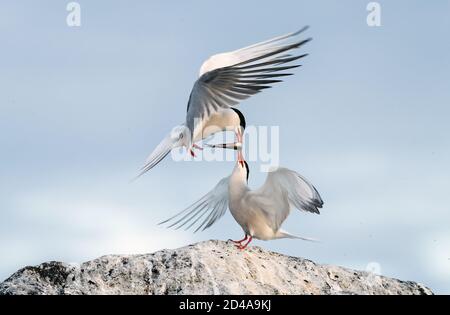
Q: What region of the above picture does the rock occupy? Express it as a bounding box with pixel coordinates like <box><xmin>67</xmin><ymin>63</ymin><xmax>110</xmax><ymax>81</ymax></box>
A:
<box><xmin>0</xmin><ymin>240</ymin><xmax>433</xmax><ymax>295</ymax></box>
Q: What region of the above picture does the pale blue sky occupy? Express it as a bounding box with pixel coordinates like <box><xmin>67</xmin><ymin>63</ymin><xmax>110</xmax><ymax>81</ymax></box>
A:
<box><xmin>1</xmin><ymin>1</ymin><xmax>449</xmax><ymax>293</ymax></box>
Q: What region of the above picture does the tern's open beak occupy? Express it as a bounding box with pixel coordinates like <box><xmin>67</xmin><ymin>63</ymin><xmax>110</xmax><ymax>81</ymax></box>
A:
<box><xmin>238</xmin><ymin>150</ymin><xmax>245</xmax><ymax>167</ymax></box>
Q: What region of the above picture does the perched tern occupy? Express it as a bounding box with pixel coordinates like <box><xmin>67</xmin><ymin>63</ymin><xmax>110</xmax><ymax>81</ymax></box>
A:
<box><xmin>138</xmin><ymin>27</ymin><xmax>311</xmax><ymax>176</ymax></box>
<box><xmin>160</xmin><ymin>159</ymin><xmax>324</xmax><ymax>250</ymax></box>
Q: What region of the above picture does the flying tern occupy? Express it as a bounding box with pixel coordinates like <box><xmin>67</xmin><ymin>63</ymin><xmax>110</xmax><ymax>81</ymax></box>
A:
<box><xmin>160</xmin><ymin>158</ymin><xmax>324</xmax><ymax>250</ymax></box>
<box><xmin>138</xmin><ymin>27</ymin><xmax>311</xmax><ymax>177</ymax></box>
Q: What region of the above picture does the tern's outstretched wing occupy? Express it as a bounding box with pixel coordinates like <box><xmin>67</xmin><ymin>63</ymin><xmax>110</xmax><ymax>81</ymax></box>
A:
<box><xmin>255</xmin><ymin>167</ymin><xmax>323</xmax><ymax>230</ymax></box>
<box><xmin>186</xmin><ymin>27</ymin><xmax>311</xmax><ymax>139</ymax></box>
<box><xmin>136</xmin><ymin>132</ymin><xmax>177</xmax><ymax>178</ymax></box>
<box><xmin>159</xmin><ymin>176</ymin><xmax>230</xmax><ymax>232</ymax></box>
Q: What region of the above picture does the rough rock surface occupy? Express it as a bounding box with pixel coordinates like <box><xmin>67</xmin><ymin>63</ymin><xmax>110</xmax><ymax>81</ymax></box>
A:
<box><xmin>0</xmin><ymin>240</ymin><xmax>432</xmax><ymax>295</ymax></box>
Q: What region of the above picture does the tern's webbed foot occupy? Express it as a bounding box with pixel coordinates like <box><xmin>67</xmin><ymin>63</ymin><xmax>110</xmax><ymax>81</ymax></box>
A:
<box><xmin>228</xmin><ymin>235</ymin><xmax>251</xmax><ymax>250</ymax></box>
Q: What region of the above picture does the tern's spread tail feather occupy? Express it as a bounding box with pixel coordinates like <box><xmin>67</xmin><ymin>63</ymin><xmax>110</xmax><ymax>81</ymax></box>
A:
<box><xmin>275</xmin><ymin>229</ymin><xmax>319</xmax><ymax>242</ymax></box>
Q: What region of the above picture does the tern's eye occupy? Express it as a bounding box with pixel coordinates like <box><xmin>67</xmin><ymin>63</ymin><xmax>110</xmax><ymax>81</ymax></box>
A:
<box><xmin>179</xmin><ymin>133</ymin><xmax>184</xmax><ymax>139</ymax></box>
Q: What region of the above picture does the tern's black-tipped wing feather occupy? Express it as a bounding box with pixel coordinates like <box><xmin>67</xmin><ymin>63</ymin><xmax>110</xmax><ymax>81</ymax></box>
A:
<box><xmin>185</xmin><ymin>27</ymin><xmax>312</xmax><ymax>138</ymax></box>
<box><xmin>159</xmin><ymin>176</ymin><xmax>229</xmax><ymax>233</ymax></box>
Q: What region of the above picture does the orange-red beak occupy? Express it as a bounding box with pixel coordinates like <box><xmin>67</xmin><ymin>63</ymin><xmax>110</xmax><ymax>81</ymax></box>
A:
<box><xmin>238</xmin><ymin>151</ymin><xmax>244</xmax><ymax>167</ymax></box>
<box><xmin>236</xmin><ymin>128</ymin><xmax>243</xmax><ymax>144</ymax></box>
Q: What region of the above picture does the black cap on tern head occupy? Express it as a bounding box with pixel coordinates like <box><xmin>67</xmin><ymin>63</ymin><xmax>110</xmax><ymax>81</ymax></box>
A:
<box><xmin>231</xmin><ymin>108</ymin><xmax>246</xmax><ymax>130</ymax></box>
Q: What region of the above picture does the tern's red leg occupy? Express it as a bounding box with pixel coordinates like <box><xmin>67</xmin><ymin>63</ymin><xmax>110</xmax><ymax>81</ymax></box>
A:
<box><xmin>189</xmin><ymin>148</ymin><xmax>196</xmax><ymax>157</ymax></box>
<box><xmin>237</xmin><ymin>235</ymin><xmax>253</xmax><ymax>250</ymax></box>
<box><xmin>193</xmin><ymin>144</ymin><xmax>203</xmax><ymax>150</ymax></box>
<box><xmin>228</xmin><ymin>235</ymin><xmax>248</xmax><ymax>244</ymax></box>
